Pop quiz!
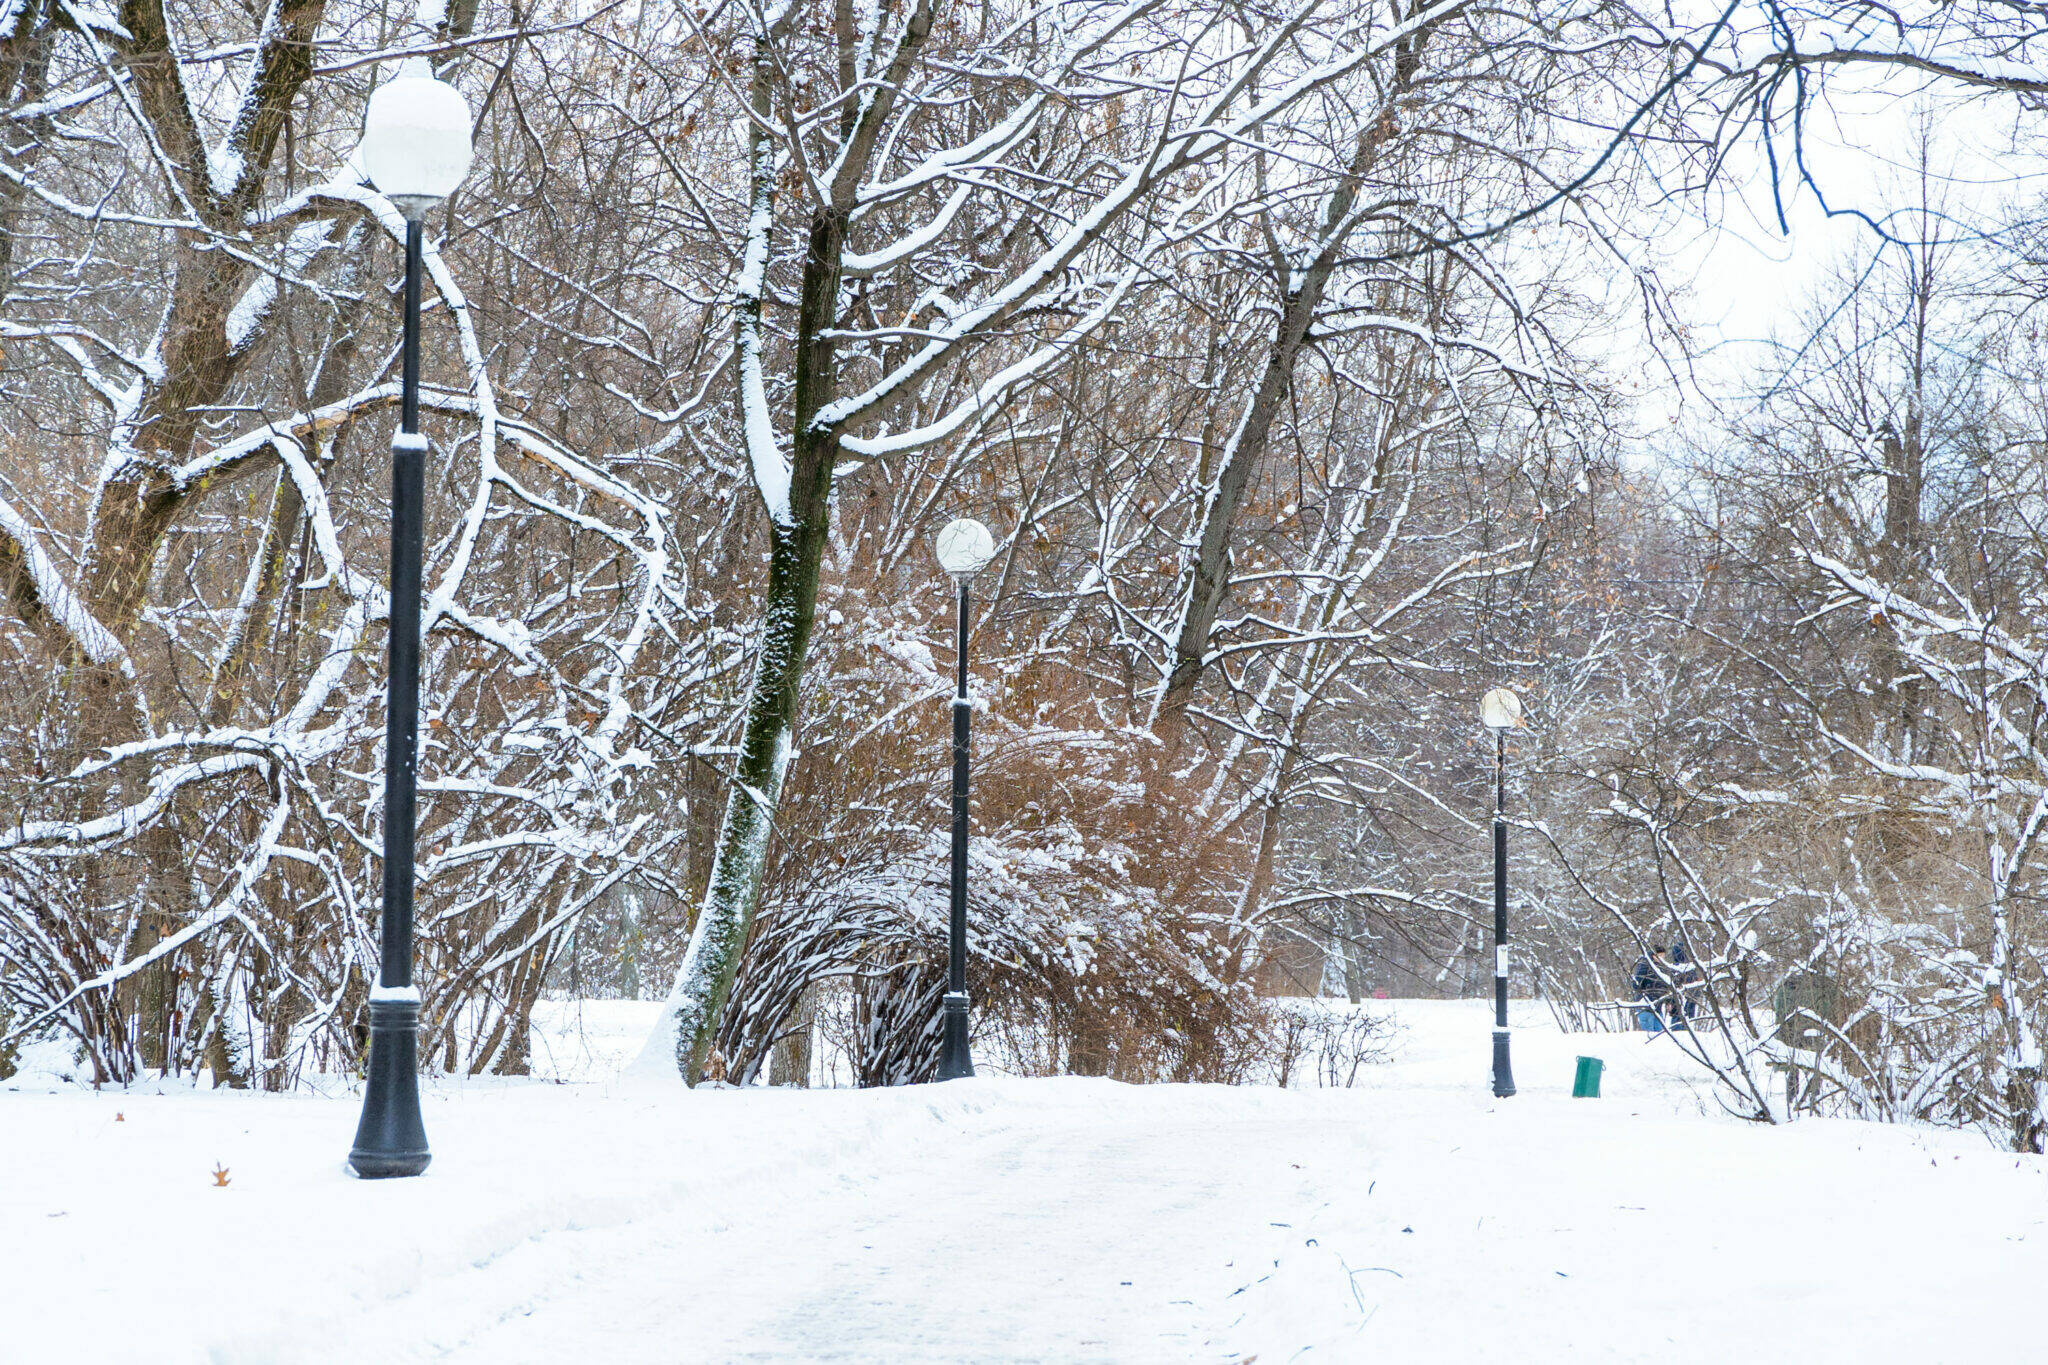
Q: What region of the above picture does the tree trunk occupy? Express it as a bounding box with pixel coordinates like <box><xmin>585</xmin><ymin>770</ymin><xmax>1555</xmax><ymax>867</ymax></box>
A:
<box><xmin>1149</xmin><ymin>67</ymin><xmax>1420</xmax><ymax>746</ymax></box>
<box><xmin>767</xmin><ymin>986</ymin><xmax>816</xmax><ymax>1087</ymax></box>
<box><xmin>668</xmin><ymin>172</ymin><xmax>848</xmax><ymax>1080</ymax></box>
<box><xmin>1341</xmin><ymin>907</ymin><xmax>1369</xmax><ymax>1004</ymax></box>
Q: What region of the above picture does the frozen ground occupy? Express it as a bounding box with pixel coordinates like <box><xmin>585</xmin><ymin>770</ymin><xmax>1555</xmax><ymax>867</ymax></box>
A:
<box><xmin>4</xmin><ymin>1000</ymin><xmax>2042</xmax><ymax>1363</ymax></box>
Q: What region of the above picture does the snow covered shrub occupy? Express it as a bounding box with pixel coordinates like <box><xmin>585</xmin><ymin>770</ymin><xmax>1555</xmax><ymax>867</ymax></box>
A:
<box><xmin>1266</xmin><ymin>1002</ymin><xmax>1316</xmax><ymax>1089</ymax></box>
<box><xmin>1764</xmin><ymin>887</ymin><xmax>2047</xmax><ymax>1145</ymax></box>
<box><xmin>1674</xmin><ymin>224</ymin><xmax>2048</xmax><ymax>1153</ymax></box>
<box><xmin>1314</xmin><ymin>1008</ymin><xmax>1400</xmax><ymax>1087</ymax></box>
<box><xmin>698</xmin><ymin>565</ymin><xmax>1276</xmax><ymax>1085</ymax></box>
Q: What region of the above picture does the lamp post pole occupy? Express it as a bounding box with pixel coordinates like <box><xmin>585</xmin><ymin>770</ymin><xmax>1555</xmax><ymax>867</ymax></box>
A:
<box><xmin>1491</xmin><ymin>725</ymin><xmax>1516</xmax><ymax>1098</ymax></box>
<box><xmin>1480</xmin><ymin>687</ymin><xmax>1521</xmax><ymax>1099</ymax></box>
<box><xmin>350</xmin><ymin>215</ymin><xmax>433</xmax><ymax>1178</ymax></box>
<box><xmin>348</xmin><ymin>62</ymin><xmax>473</xmax><ymax>1179</ymax></box>
<box><xmin>932</xmin><ymin>518</ymin><xmax>994</xmax><ymax>1081</ymax></box>
<box><xmin>939</xmin><ymin>574</ymin><xmax>976</xmax><ymax>1080</ymax></box>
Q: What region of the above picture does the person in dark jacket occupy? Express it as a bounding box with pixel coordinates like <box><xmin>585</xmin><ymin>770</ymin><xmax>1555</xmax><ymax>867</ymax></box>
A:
<box><xmin>1632</xmin><ymin>946</ymin><xmax>1674</xmax><ymax>1030</ymax></box>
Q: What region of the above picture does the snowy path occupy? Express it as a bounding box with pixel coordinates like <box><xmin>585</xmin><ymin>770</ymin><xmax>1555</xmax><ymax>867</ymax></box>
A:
<box><xmin>433</xmin><ymin>1096</ymin><xmax>1362</xmax><ymax>1363</ymax></box>
<box><xmin>6</xmin><ymin>1002</ymin><xmax>2046</xmax><ymax>1363</ymax></box>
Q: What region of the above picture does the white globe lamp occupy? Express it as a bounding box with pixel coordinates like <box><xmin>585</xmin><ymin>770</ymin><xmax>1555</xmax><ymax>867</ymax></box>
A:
<box><xmin>1480</xmin><ymin>687</ymin><xmax>1523</xmax><ymax>731</ymax></box>
<box><xmin>934</xmin><ymin>517</ymin><xmax>996</xmax><ymax>582</ymax></box>
<box><xmin>360</xmin><ymin>60</ymin><xmax>474</xmax><ymax>219</ymax></box>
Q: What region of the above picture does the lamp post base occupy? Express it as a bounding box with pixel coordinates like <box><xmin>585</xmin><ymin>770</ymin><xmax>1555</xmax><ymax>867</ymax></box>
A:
<box><xmin>1491</xmin><ymin>1028</ymin><xmax>1516</xmax><ymax>1098</ymax></box>
<box><xmin>349</xmin><ymin>996</ymin><xmax>431</xmax><ymax>1178</ymax></box>
<box><xmin>937</xmin><ymin>990</ymin><xmax>975</xmax><ymax>1080</ymax></box>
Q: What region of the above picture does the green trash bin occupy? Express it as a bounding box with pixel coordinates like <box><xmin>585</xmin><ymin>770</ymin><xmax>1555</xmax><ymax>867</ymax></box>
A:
<box><xmin>1572</xmin><ymin>1055</ymin><xmax>1604</xmax><ymax>1098</ymax></box>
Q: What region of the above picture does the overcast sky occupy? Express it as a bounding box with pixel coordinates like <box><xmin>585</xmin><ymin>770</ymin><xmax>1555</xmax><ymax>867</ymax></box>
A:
<box><xmin>1680</xmin><ymin>78</ymin><xmax>2041</xmax><ymax>401</ymax></box>
<box><xmin>1570</xmin><ymin>69</ymin><xmax>2048</xmax><ymax>473</ymax></box>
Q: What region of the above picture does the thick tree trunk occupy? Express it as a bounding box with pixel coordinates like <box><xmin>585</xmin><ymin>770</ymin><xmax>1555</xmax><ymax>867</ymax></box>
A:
<box><xmin>767</xmin><ymin>986</ymin><xmax>817</xmax><ymax>1087</ymax></box>
<box><xmin>668</xmin><ymin>169</ymin><xmax>847</xmax><ymax>1080</ymax></box>
<box><xmin>667</xmin><ymin>468</ymin><xmax>836</xmax><ymax>1082</ymax></box>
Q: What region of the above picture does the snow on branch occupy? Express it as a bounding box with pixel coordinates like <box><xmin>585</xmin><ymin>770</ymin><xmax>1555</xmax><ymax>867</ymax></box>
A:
<box><xmin>814</xmin><ymin>0</ymin><xmax>1468</xmax><ymax>442</ymax></box>
<box><xmin>2</xmin><ymin>789</ymin><xmax>292</xmax><ymax>1042</ymax></box>
<box><xmin>0</xmin><ymin>494</ymin><xmax>132</xmax><ymax>669</ymax></box>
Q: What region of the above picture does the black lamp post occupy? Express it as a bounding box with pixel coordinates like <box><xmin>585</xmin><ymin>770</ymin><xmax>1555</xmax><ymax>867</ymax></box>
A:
<box><xmin>1481</xmin><ymin>686</ymin><xmax>1522</xmax><ymax>1099</ymax></box>
<box><xmin>933</xmin><ymin>517</ymin><xmax>995</xmax><ymax>1081</ymax></box>
<box><xmin>348</xmin><ymin>61</ymin><xmax>474</xmax><ymax>1180</ymax></box>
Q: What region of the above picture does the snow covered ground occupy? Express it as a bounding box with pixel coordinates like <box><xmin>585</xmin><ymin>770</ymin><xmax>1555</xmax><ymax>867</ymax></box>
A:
<box><xmin>5</xmin><ymin>1000</ymin><xmax>2042</xmax><ymax>1363</ymax></box>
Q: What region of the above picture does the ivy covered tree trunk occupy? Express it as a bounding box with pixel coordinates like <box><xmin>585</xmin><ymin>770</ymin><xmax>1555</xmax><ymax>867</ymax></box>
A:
<box><xmin>648</xmin><ymin>0</ymin><xmax>1336</xmax><ymax>1081</ymax></box>
<box><xmin>660</xmin><ymin>0</ymin><xmax>937</xmax><ymax>1084</ymax></box>
<box><xmin>663</xmin><ymin>9</ymin><xmax>852</xmax><ymax>1082</ymax></box>
<box><xmin>668</xmin><ymin>414</ymin><xmax>841</xmax><ymax>1081</ymax></box>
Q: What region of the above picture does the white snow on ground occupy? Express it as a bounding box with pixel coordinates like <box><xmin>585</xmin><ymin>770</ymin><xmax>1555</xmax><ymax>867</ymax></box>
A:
<box><xmin>4</xmin><ymin>1000</ymin><xmax>2043</xmax><ymax>1363</ymax></box>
